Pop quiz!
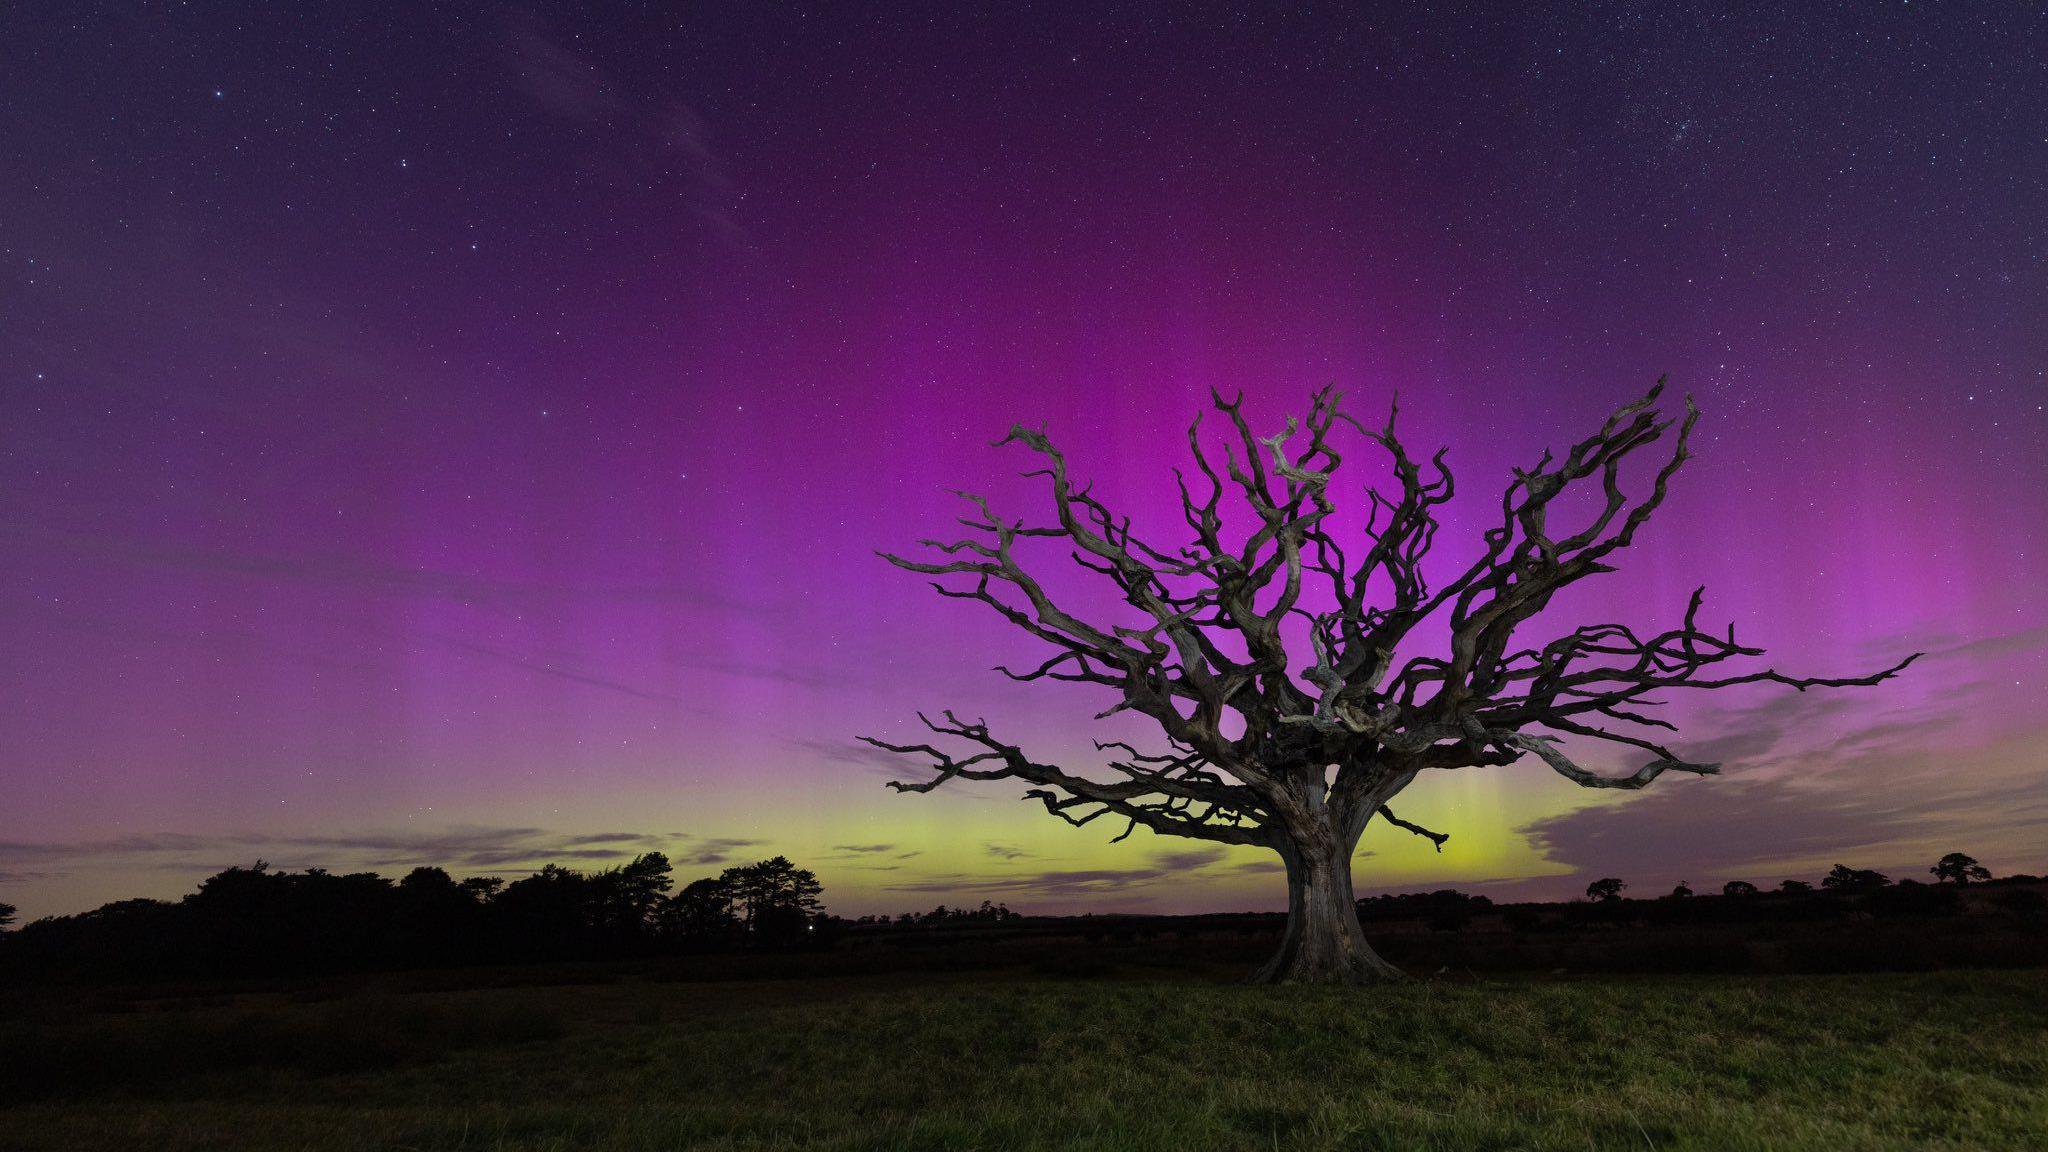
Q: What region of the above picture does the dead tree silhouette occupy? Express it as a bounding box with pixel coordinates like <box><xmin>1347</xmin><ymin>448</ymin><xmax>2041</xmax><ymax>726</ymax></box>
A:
<box><xmin>865</xmin><ymin>381</ymin><xmax>1914</xmax><ymax>983</ymax></box>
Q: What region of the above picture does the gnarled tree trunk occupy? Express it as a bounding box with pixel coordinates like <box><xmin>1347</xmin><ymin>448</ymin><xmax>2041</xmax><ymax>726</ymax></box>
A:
<box><xmin>1252</xmin><ymin>825</ymin><xmax>1401</xmax><ymax>984</ymax></box>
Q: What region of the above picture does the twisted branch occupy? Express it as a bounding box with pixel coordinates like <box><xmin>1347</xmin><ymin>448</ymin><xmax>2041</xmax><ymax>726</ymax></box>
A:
<box><xmin>863</xmin><ymin>381</ymin><xmax>1918</xmax><ymax>857</ymax></box>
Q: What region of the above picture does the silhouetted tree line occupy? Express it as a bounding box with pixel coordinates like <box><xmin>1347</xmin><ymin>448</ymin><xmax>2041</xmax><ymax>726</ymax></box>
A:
<box><xmin>1356</xmin><ymin>890</ymin><xmax>1496</xmax><ymax>933</ymax></box>
<box><xmin>850</xmin><ymin>901</ymin><xmax>1022</xmax><ymax>927</ymax></box>
<box><xmin>1583</xmin><ymin>853</ymin><xmax>2012</xmax><ymax>906</ymax></box>
<box><xmin>1532</xmin><ymin>853</ymin><xmax>2046</xmax><ymax>930</ymax></box>
<box><xmin>0</xmin><ymin>853</ymin><xmax>834</xmax><ymax>982</ymax></box>
<box><xmin>1330</xmin><ymin>854</ymin><xmax>2043</xmax><ymax>937</ymax></box>
<box><xmin>4</xmin><ymin>848</ymin><xmax>2040</xmax><ymax>983</ymax></box>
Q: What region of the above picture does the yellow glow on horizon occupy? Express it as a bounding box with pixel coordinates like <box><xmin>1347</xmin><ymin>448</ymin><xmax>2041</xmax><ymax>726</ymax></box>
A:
<box><xmin>573</xmin><ymin>763</ymin><xmax>1623</xmax><ymax>917</ymax></box>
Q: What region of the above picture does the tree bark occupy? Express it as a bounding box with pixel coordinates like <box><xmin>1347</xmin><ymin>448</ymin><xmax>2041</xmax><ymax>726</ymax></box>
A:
<box><xmin>1250</xmin><ymin>832</ymin><xmax>1402</xmax><ymax>984</ymax></box>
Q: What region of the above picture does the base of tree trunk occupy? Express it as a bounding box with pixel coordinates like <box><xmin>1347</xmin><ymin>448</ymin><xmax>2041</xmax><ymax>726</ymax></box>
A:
<box><xmin>1250</xmin><ymin>844</ymin><xmax>1404</xmax><ymax>985</ymax></box>
<box><xmin>1249</xmin><ymin>936</ymin><xmax>1405</xmax><ymax>985</ymax></box>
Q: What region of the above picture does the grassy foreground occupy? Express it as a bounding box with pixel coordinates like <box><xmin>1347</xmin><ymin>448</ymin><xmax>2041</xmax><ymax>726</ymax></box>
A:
<box><xmin>4</xmin><ymin>969</ymin><xmax>2045</xmax><ymax>1151</ymax></box>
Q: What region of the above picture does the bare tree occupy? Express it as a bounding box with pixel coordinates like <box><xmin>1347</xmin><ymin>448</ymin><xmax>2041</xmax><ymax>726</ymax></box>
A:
<box><xmin>863</xmin><ymin>382</ymin><xmax>1914</xmax><ymax>983</ymax></box>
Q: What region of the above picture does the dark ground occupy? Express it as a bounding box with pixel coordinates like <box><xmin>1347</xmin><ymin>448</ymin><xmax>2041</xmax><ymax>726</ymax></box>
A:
<box><xmin>3</xmin><ymin>965</ymin><xmax>2044</xmax><ymax>1151</ymax></box>
<box><xmin>4</xmin><ymin>884</ymin><xmax>2047</xmax><ymax>1150</ymax></box>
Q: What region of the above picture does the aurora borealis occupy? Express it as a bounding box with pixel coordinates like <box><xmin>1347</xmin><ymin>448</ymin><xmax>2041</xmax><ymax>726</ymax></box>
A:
<box><xmin>2</xmin><ymin>3</ymin><xmax>2043</xmax><ymax>920</ymax></box>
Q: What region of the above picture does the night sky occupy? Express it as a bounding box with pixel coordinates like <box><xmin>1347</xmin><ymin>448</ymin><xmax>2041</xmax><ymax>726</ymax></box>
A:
<box><xmin>3</xmin><ymin>3</ymin><xmax>2043</xmax><ymax>920</ymax></box>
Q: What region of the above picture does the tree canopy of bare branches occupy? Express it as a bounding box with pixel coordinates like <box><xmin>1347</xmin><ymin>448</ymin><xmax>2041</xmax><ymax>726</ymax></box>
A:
<box><xmin>863</xmin><ymin>381</ymin><xmax>1916</xmax><ymax>983</ymax></box>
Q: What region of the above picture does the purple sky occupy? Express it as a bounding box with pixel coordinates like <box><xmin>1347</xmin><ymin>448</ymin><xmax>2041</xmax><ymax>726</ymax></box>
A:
<box><xmin>2</xmin><ymin>3</ymin><xmax>2043</xmax><ymax>920</ymax></box>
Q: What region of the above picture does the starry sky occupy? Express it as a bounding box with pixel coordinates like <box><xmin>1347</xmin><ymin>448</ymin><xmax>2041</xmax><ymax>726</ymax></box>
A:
<box><xmin>2</xmin><ymin>3</ymin><xmax>2044</xmax><ymax>920</ymax></box>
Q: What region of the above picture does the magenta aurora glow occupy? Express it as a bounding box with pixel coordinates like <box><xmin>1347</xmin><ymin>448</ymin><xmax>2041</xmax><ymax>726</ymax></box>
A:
<box><xmin>1</xmin><ymin>4</ymin><xmax>2043</xmax><ymax>920</ymax></box>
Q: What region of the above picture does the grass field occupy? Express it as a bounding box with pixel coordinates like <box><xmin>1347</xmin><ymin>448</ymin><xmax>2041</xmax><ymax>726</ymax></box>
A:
<box><xmin>4</xmin><ymin>967</ymin><xmax>2045</xmax><ymax>1150</ymax></box>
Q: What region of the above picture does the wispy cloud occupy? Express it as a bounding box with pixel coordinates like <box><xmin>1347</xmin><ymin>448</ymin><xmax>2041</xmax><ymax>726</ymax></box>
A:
<box><xmin>671</xmin><ymin>837</ymin><xmax>766</xmax><ymax>867</ymax></box>
<box><xmin>819</xmin><ymin>843</ymin><xmax>922</xmax><ymax>868</ymax></box>
<box><xmin>563</xmin><ymin>832</ymin><xmax>649</xmax><ymax>846</ymax></box>
<box><xmin>0</xmin><ymin>827</ymin><xmax>768</xmax><ymax>879</ymax></box>
<box><xmin>428</xmin><ymin>634</ymin><xmax>687</xmax><ymax>706</ymax></box>
<box><xmin>502</xmin><ymin>9</ymin><xmax>746</xmax><ymax>246</ymax></box>
<box><xmin>672</xmin><ymin>655</ymin><xmax>860</xmax><ymax>692</ymax></box>
<box><xmin>505</xmin><ymin>12</ymin><xmax>629</xmax><ymax>119</ymax></box>
<box><xmin>885</xmin><ymin>867</ymin><xmax>1174</xmax><ymax>899</ymax></box>
<box><xmin>788</xmin><ymin>736</ymin><xmax>931</xmax><ymax>781</ymax></box>
<box><xmin>878</xmin><ymin>839</ymin><xmax>1241</xmax><ymax>901</ymax></box>
<box><xmin>1152</xmin><ymin>846</ymin><xmax>1227</xmax><ymax>873</ymax></box>
<box><xmin>1401</xmin><ymin>622</ymin><xmax>2048</xmax><ymax>896</ymax></box>
<box><xmin>1517</xmin><ymin>725</ymin><xmax>2048</xmax><ymax>887</ymax></box>
<box><xmin>0</xmin><ymin>521</ymin><xmax>769</xmax><ymax>615</ymax></box>
<box><xmin>1675</xmin><ymin>622</ymin><xmax>2048</xmax><ymax>769</ymax></box>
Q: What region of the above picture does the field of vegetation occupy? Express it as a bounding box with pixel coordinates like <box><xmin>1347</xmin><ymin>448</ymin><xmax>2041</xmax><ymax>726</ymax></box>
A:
<box><xmin>5</xmin><ymin>965</ymin><xmax>2045</xmax><ymax>1151</ymax></box>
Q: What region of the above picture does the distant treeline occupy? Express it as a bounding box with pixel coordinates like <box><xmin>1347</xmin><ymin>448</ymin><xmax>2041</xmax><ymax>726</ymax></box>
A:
<box><xmin>848</xmin><ymin>901</ymin><xmax>1022</xmax><ymax>927</ymax></box>
<box><xmin>0</xmin><ymin>850</ymin><xmax>1041</xmax><ymax>984</ymax></box>
<box><xmin>2</xmin><ymin>850</ymin><xmax>2041</xmax><ymax>984</ymax></box>
<box><xmin>1577</xmin><ymin>854</ymin><xmax>2016</xmax><ymax>903</ymax></box>
<box><xmin>0</xmin><ymin>853</ymin><xmax>836</xmax><ymax>982</ymax></box>
<box><xmin>1354</xmin><ymin>854</ymin><xmax>2044</xmax><ymax>933</ymax></box>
